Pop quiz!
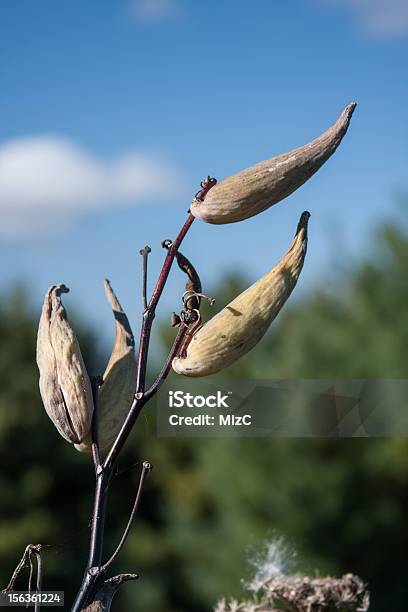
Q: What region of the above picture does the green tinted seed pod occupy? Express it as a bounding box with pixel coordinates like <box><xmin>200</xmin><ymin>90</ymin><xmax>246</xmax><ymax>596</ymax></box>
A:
<box><xmin>75</xmin><ymin>280</ymin><xmax>136</xmax><ymax>453</ymax></box>
<box><xmin>191</xmin><ymin>103</ymin><xmax>356</xmax><ymax>224</ymax></box>
<box><xmin>36</xmin><ymin>285</ymin><xmax>94</xmax><ymax>444</ymax></box>
<box><xmin>173</xmin><ymin>212</ymin><xmax>310</xmax><ymax>377</ymax></box>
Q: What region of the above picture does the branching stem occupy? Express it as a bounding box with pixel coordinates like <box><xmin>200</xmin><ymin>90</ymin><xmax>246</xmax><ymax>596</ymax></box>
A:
<box><xmin>71</xmin><ymin>213</ymin><xmax>197</xmax><ymax>611</ymax></box>
<box><xmin>70</xmin><ymin>180</ymin><xmax>216</xmax><ymax>610</ymax></box>
<box><xmin>100</xmin><ymin>461</ymin><xmax>152</xmax><ymax>573</ymax></box>
<box><xmin>2</xmin><ymin>543</ymin><xmax>43</xmax><ymax>611</ymax></box>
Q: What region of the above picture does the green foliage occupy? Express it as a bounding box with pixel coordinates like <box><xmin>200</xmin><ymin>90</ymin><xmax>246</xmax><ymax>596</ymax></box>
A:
<box><xmin>1</xmin><ymin>216</ymin><xmax>408</xmax><ymax>611</ymax></box>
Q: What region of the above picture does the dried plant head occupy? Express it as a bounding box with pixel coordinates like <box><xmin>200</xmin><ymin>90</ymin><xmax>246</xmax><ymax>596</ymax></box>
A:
<box><xmin>173</xmin><ymin>211</ymin><xmax>310</xmax><ymax>377</ymax></box>
<box><xmin>36</xmin><ymin>284</ymin><xmax>94</xmax><ymax>444</ymax></box>
<box><xmin>191</xmin><ymin>103</ymin><xmax>356</xmax><ymax>224</ymax></box>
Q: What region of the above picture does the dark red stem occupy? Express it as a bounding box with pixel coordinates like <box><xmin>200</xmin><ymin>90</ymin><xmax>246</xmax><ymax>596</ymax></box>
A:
<box><xmin>144</xmin><ymin>322</ymin><xmax>188</xmax><ymax>402</ymax></box>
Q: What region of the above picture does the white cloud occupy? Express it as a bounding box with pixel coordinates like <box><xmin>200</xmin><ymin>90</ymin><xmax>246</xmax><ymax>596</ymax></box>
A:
<box><xmin>131</xmin><ymin>0</ymin><xmax>181</xmax><ymax>22</ymax></box>
<box><xmin>0</xmin><ymin>136</ymin><xmax>185</xmax><ymax>239</ymax></box>
<box><xmin>322</xmin><ymin>0</ymin><xmax>408</xmax><ymax>37</ymax></box>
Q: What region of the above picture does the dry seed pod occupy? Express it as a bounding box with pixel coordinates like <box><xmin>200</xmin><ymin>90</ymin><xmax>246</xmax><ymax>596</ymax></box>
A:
<box><xmin>75</xmin><ymin>280</ymin><xmax>136</xmax><ymax>453</ymax></box>
<box><xmin>191</xmin><ymin>102</ymin><xmax>356</xmax><ymax>224</ymax></box>
<box><xmin>173</xmin><ymin>211</ymin><xmax>310</xmax><ymax>377</ymax></box>
<box><xmin>37</xmin><ymin>285</ymin><xmax>94</xmax><ymax>443</ymax></box>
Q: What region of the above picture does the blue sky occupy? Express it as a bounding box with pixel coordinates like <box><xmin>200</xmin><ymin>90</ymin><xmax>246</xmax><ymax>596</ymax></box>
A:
<box><xmin>0</xmin><ymin>0</ymin><xmax>407</xmax><ymax>349</ymax></box>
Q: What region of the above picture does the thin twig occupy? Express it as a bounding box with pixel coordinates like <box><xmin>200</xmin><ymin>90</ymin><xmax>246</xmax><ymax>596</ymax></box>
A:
<box><xmin>36</xmin><ymin>552</ymin><xmax>42</xmax><ymax>593</ymax></box>
<box><xmin>100</xmin><ymin>461</ymin><xmax>152</xmax><ymax>573</ymax></box>
<box><xmin>139</xmin><ymin>246</ymin><xmax>151</xmax><ymax>312</ymax></box>
<box><xmin>144</xmin><ymin>323</ymin><xmax>188</xmax><ymax>401</ymax></box>
<box><xmin>31</xmin><ymin>547</ymin><xmax>43</xmax><ymax>612</ymax></box>
<box><xmin>90</xmin><ymin>377</ymin><xmax>102</xmax><ymax>474</ymax></box>
<box><xmin>2</xmin><ymin>544</ymin><xmax>42</xmax><ymax>594</ymax></box>
<box><xmin>3</xmin><ymin>550</ymin><xmax>29</xmax><ymax>592</ymax></box>
<box><xmin>178</xmin><ymin>317</ymin><xmax>202</xmax><ymax>358</ymax></box>
<box><xmin>28</xmin><ymin>550</ymin><xmax>34</xmax><ymax>593</ymax></box>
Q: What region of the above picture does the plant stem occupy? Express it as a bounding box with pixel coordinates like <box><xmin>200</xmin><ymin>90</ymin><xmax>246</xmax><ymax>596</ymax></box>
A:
<box><xmin>100</xmin><ymin>462</ymin><xmax>152</xmax><ymax>573</ymax></box>
<box><xmin>71</xmin><ymin>213</ymin><xmax>195</xmax><ymax>611</ymax></box>
<box><xmin>144</xmin><ymin>322</ymin><xmax>188</xmax><ymax>401</ymax></box>
<box><xmin>90</xmin><ymin>378</ymin><xmax>101</xmax><ymax>473</ymax></box>
<box><xmin>71</xmin><ymin>470</ymin><xmax>109</xmax><ymax>612</ymax></box>
<box><xmin>139</xmin><ymin>246</ymin><xmax>151</xmax><ymax>312</ymax></box>
<box><xmin>134</xmin><ymin>213</ymin><xmax>195</xmax><ymax>397</ymax></box>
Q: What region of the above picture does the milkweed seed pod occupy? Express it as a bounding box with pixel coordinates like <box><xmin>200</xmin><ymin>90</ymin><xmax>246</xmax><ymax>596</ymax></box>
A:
<box><xmin>75</xmin><ymin>280</ymin><xmax>136</xmax><ymax>453</ymax></box>
<box><xmin>173</xmin><ymin>211</ymin><xmax>310</xmax><ymax>377</ymax></box>
<box><xmin>191</xmin><ymin>102</ymin><xmax>356</xmax><ymax>224</ymax></box>
<box><xmin>37</xmin><ymin>285</ymin><xmax>94</xmax><ymax>443</ymax></box>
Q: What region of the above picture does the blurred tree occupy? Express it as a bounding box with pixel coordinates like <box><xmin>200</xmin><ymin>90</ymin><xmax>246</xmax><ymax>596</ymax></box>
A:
<box><xmin>0</xmin><ymin>213</ymin><xmax>408</xmax><ymax>611</ymax></box>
